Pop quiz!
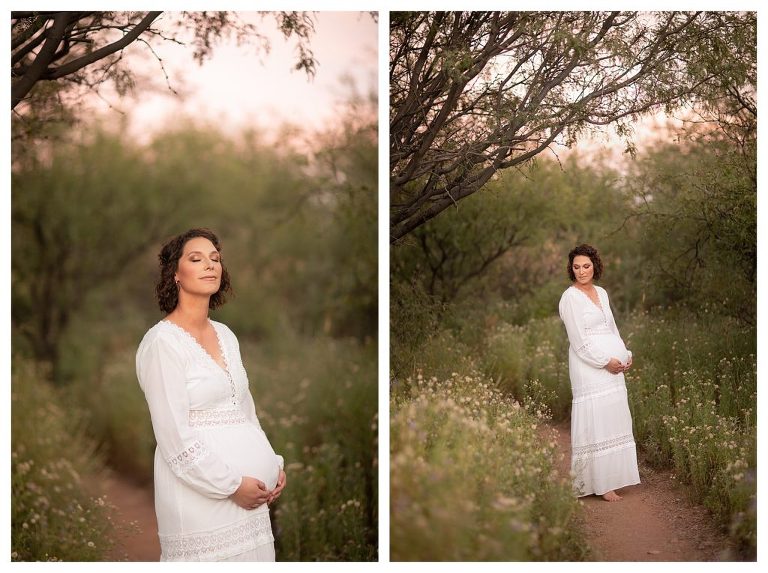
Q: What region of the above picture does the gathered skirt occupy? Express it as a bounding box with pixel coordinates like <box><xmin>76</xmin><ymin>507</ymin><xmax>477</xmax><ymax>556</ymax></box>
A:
<box><xmin>220</xmin><ymin>543</ymin><xmax>275</xmax><ymax>561</ymax></box>
<box><xmin>569</xmin><ymin>343</ymin><xmax>640</xmax><ymax>496</ymax></box>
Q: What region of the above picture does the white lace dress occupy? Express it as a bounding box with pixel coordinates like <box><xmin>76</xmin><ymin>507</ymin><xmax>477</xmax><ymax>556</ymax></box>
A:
<box><xmin>558</xmin><ymin>285</ymin><xmax>640</xmax><ymax>496</ymax></box>
<box><xmin>135</xmin><ymin>319</ymin><xmax>284</xmax><ymax>561</ymax></box>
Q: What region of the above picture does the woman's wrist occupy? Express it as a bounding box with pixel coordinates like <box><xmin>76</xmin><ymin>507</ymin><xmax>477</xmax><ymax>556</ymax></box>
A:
<box><xmin>229</xmin><ymin>476</ymin><xmax>244</xmax><ymax>497</ymax></box>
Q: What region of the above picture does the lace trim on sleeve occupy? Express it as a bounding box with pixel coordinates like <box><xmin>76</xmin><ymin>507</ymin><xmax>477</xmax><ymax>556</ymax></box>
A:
<box><xmin>574</xmin><ymin>341</ymin><xmax>594</xmax><ymax>356</ymax></box>
<box><xmin>166</xmin><ymin>440</ymin><xmax>210</xmax><ymax>477</ymax></box>
<box><xmin>573</xmin><ymin>340</ymin><xmax>611</xmax><ymax>367</ymax></box>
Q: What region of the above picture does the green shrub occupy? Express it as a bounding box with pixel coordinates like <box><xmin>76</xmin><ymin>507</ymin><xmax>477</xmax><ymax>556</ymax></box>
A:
<box><xmin>243</xmin><ymin>336</ymin><xmax>378</xmax><ymax>561</ymax></box>
<box><xmin>483</xmin><ymin>317</ymin><xmax>571</xmax><ymax>421</ymax></box>
<box><xmin>391</xmin><ymin>371</ymin><xmax>589</xmax><ymax>561</ymax></box>
<box><xmin>11</xmin><ymin>359</ymin><xmax>121</xmax><ymax>561</ymax></box>
<box><xmin>622</xmin><ymin>311</ymin><xmax>756</xmax><ymax>558</ymax></box>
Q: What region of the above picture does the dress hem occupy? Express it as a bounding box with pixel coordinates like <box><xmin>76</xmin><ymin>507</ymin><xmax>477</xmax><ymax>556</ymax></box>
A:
<box><xmin>575</xmin><ymin>478</ymin><xmax>641</xmax><ymax>498</ymax></box>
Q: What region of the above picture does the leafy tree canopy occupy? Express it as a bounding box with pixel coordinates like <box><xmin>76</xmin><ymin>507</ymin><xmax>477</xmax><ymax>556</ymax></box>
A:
<box><xmin>11</xmin><ymin>11</ymin><xmax>317</xmax><ymax>114</ymax></box>
<box><xmin>390</xmin><ymin>11</ymin><xmax>756</xmax><ymax>242</ymax></box>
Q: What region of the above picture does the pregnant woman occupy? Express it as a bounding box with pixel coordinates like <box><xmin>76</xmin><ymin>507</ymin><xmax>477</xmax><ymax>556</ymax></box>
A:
<box><xmin>136</xmin><ymin>228</ymin><xmax>286</xmax><ymax>560</ymax></box>
<box><xmin>558</xmin><ymin>244</ymin><xmax>640</xmax><ymax>501</ymax></box>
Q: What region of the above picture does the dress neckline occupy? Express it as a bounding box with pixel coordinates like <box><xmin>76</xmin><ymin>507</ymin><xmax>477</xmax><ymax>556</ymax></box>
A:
<box><xmin>161</xmin><ymin>318</ymin><xmax>230</xmax><ymax>373</ymax></box>
<box><xmin>570</xmin><ymin>284</ymin><xmax>604</xmax><ymax>313</ymax></box>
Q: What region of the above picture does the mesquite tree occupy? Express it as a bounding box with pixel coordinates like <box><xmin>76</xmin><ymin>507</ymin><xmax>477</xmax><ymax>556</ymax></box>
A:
<box><xmin>390</xmin><ymin>11</ymin><xmax>755</xmax><ymax>242</ymax></box>
<box><xmin>11</xmin><ymin>11</ymin><xmax>317</xmax><ymax>110</ymax></box>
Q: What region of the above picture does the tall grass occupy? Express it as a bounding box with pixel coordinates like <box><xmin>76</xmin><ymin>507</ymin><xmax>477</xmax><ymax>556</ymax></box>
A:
<box><xmin>621</xmin><ymin>309</ymin><xmax>756</xmax><ymax>558</ymax></box>
<box><xmin>391</xmin><ymin>371</ymin><xmax>590</xmax><ymax>561</ymax></box>
<box><xmin>482</xmin><ymin>318</ymin><xmax>571</xmax><ymax>421</ymax></box>
<box><xmin>243</xmin><ymin>335</ymin><xmax>378</xmax><ymax>561</ymax></box>
<box><xmin>11</xmin><ymin>359</ymin><xmax>122</xmax><ymax>561</ymax></box>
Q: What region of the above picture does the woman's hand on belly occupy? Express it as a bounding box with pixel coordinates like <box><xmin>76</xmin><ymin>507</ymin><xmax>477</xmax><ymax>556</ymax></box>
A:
<box><xmin>268</xmin><ymin>470</ymin><xmax>286</xmax><ymax>505</ymax></box>
<box><xmin>230</xmin><ymin>476</ymin><xmax>271</xmax><ymax>510</ymax></box>
<box><xmin>604</xmin><ymin>357</ymin><xmax>627</xmax><ymax>374</ymax></box>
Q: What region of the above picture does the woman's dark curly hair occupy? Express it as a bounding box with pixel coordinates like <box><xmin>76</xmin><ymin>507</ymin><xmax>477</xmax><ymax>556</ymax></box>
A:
<box><xmin>567</xmin><ymin>243</ymin><xmax>603</xmax><ymax>282</ymax></box>
<box><xmin>155</xmin><ymin>228</ymin><xmax>232</xmax><ymax>313</ymax></box>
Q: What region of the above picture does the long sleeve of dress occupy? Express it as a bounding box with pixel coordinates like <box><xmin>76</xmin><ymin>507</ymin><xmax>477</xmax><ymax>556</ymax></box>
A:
<box><xmin>559</xmin><ymin>292</ymin><xmax>611</xmax><ymax>368</ymax></box>
<box><xmin>137</xmin><ymin>337</ymin><xmax>243</xmax><ymax>498</ymax></box>
<box><xmin>242</xmin><ymin>390</ymin><xmax>284</xmax><ymax>472</ymax></box>
<box><xmin>604</xmin><ymin>294</ymin><xmax>632</xmax><ymax>361</ymax></box>
<box><xmin>231</xmin><ymin>328</ymin><xmax>284</xmax><ymax>474</ymax></box>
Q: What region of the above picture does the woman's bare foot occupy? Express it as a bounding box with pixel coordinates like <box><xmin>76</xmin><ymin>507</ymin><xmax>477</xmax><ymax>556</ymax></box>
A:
<box><xmin>602</xmin><ymin>490</ymin><xmax>622</xmax><ymax>502</ymax></box>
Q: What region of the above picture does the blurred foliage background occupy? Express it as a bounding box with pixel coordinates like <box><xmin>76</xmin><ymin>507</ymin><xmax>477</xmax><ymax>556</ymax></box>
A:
<box><xmin>11</xmin><ymin>81</ymin><xmax>378</xmax><ymax>560</ymax></box>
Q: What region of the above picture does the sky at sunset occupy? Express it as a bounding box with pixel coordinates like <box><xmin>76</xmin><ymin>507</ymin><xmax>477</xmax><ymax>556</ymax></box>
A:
<box><xmin>94</xmin><ymin>12</ymin><xmax>377</xmax><ymax>141</ymax></box>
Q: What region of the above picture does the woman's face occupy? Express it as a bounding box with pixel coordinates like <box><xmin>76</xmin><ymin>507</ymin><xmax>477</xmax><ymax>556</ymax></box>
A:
<box><xmin>175</xmin><ymin>237</ymin><xmax>222</xmax><ymax>297</ymax></box>
<box><xmin>572</xmin><ymin>255</ymin><xmax>594</xmax><ymax>286</ymax></box>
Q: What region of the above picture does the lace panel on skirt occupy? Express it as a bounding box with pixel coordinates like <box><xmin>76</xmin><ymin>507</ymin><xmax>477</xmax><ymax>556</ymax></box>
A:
<box><xmin>159</xmin><ymin>511</ymin><xmax>274</xmax><ymax>561</ymax></box>
<box><xmin>572</xmin><ymin>434</ymin><xmax>635</xmax><ymax>459</ymax></box>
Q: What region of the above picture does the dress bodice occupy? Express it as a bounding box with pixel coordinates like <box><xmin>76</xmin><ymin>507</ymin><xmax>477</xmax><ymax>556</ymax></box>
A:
<box><xmin>559</xmin><ymin>285</ymin><xmax>630</xmax><ymax>368</ymax></box>
<box><xmin>569</xmin><ymin>286</ymin><xmax>612</xmax><ymax>333</ymax></box>
<box><xmin>156</xmin><ymin>320</ymin><xmax>250</xmax><ymax>410</ymax></box>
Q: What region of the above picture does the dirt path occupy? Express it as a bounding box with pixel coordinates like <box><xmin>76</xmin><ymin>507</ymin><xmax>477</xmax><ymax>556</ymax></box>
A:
<box><xmin>100</xmin><ymin>472</ymin><xmax>160</xmax><ymax>561</ymax></box>
<box><xmin>548</xmin><ymin>422</ymin><xmax>734</xmax><ymax>561</ymax></box>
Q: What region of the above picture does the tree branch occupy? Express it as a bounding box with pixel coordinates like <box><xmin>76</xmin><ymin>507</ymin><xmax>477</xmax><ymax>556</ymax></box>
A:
<box><xmin>11</xmin><ymin>13</ymin><xmax>72</xmax><ymax>109</ymax></box>
<box><xmin>45</xmin><ymin>11</ymin><xmax>162</xmax><ymax>80</ymax></box>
